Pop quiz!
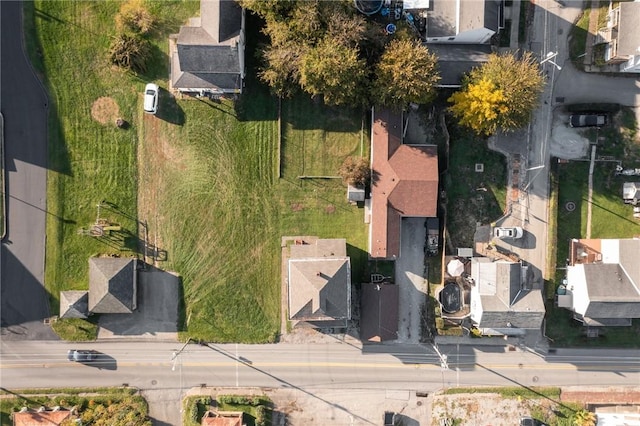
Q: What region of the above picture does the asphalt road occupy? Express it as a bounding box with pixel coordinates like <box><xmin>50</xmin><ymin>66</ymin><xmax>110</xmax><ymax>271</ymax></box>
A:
<box><xmin>2</xmin><ymin>341</ymin><xmax>640</xmax><ymax>425</ymax></box>
<box><xmin>0</xmin><ymin>1</ymin><xmax>55</xmax><ymax>340</ymax></box>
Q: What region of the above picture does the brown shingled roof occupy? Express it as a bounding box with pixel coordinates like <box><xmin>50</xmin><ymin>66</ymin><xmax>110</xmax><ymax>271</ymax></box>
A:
<box><xmin>370</xmin><ymin>108</ymin><xmax>439</xmax><ymax>258</ymax></box>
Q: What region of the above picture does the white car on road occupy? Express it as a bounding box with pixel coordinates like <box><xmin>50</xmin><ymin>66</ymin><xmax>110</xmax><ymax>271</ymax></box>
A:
<box><xmin>493</xmin><ymin>226</ymin><xmax>524</xmax><ymax>239</ymax></box>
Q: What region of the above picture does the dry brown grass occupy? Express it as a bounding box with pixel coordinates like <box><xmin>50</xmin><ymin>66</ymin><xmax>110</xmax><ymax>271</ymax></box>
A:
<box><xmin>90</xmin><ymin>96</ymin><xmax>120</xmax><ymax>125</ymax></box>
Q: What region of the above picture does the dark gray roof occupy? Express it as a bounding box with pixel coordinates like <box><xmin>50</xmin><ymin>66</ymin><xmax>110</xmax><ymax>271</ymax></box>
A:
<box><xmin>360</xmin><ymin>283</ymin><xmax>399</xmax><ymax>342</ymax></box>
<box><xmin>566</xmin><ymin>239</ymin><xmax>640</xmax><ymax>325</ymax></box>
<box><xmin>171</xmin><ymin>0</ymin><xmax>243</xmax><ymax>92</ymax></box>
<box><xmin>177</xmin><ymin>45</ymin><xmax>240</xmax><ymax>74</ymax></box>
<box><xmin>59</xmin><ymin>291</ymin><xmax>89</xmax><ymax>319</ymax></box>
<box><xmin>617</xmin><ymin>2</ymin><xmax>640</xmax><ymax>56</ymax></box>
<box><xmin>88</xmin><ymin>257</ymin><xmax>137</xmax><ymax>314</ymax></box>
<box><xmin>478</xmin><ymin>290</ymin><xmax>545</xmax><ymax>329</ymax></box>
<box><xmin>427</xmin><ymin>44</ymin><xmax>492</xmax><ymax>87</ymax></box>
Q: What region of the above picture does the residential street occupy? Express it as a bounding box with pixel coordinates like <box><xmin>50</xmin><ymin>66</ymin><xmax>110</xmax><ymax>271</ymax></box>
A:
<box><xmin>1</xmin><ymin>340</ymin><xmax>640</xmax><ymax>425</ymax></box>
<box><xmin>0</xmin><ymin>0</ymin><xmax>56</xmax><ymax>340</ymax></box>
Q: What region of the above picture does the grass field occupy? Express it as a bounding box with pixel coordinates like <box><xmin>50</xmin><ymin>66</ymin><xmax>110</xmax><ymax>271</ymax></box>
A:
<box><xmin>31</xmin><ymin>1</ymin><xmax>368</xmax><ymax>343</ymax></box>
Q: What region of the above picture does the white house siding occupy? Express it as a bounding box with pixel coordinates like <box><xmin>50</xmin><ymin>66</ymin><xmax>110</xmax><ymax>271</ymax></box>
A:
<box><xmin>567</xmin><ymin>264</ymin><xmax>589</xmax><ymax>316</ymax></box>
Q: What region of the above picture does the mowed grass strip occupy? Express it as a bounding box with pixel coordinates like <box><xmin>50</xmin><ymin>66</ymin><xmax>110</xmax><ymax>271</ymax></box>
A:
<box><xmin>143</xmin><ymin>95</ymin><xmax>369</xmax><ymax>342</ymax></box>
<box><xmin>142</xmin><ymin>97</ymin><xmax>281</xmax><ymax>343</ymax></box>
<box><xmin>31</xmin><ymin>1</ymin><xmax>198</xmax><ymax>311</ymax></box>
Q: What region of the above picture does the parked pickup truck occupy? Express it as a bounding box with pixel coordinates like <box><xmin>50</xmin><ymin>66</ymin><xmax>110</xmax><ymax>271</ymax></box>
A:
<box><xmin>426</xmin><ymin>218</ymin><xmax>439</xmax><ymax>256</ymax></box>
<box><xmin>569</xmin><ymin>113</ymin><xmax>607</xmax><ymax>128</ymax></box>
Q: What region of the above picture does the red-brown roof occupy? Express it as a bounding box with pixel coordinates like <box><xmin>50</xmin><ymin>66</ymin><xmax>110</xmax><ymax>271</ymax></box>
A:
<box><xmin>370</xmin><ymin>108</ymin><xmax>438</xmax><ymax>258</ymax></box>
<box><xmin>201</xmin><ymin>411</ymin><xmax>243</xmax><ymax>426</ymax></box>
<box><xmin>13</xmin><ymin>410</ymin><xmax>72</xmax><ymax>426</ymax></box>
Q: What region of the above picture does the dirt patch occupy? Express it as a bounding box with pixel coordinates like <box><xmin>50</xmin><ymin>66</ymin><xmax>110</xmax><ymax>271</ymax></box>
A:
<box><xmin>325</xmin><ymin>204</ymin><xmax>336</xmax><ymax>214</ymax></box>
<box><xmin>290</xmin><ymin>203</ymin><xmax>304</xmax><ymax>212</ymax></box>
<box><xmin>91</xmin><ymin>96</ymin><xmax>120</xmax><ymax>125</ymax></box>
<box><xmin>430</xmin><ymin>393</ymin><xmax>537</xmax><ymax>426</ymax></box>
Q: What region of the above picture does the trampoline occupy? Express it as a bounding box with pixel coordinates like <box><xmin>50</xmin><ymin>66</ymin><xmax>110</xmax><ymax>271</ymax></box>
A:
<box><xmin>439</xmin><ymin>282</ymin><xmax>462</xmax><ymax>314</ymax></box>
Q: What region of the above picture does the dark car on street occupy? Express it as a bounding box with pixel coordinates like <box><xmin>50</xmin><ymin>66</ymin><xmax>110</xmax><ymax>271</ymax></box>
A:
<box><xmin>67</xmin><ymin>349</ymin><xmax>96</xmax><ymax>362</ymax></box>
<box><xmin>569</xmin><ymin>113</ymin><xmax>607</xmax><ymax>128</ymax></box>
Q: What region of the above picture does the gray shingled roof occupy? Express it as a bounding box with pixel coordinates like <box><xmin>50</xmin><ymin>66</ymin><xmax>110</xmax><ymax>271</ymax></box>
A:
<box><xmin>88</xmin><ymin>257</ymin><xmax>137</xmax><ymax>314</ymax></box>
<box><xmin>471</xmin><ymin>258</ymin><xmax>545</xmax><ymax>330</ymax></box>
<box><xmin>288</xmin><ymin>239</ymin><xmax>351</xmax><ymax>321</ymax></box>
<box><xmin>583</xmin><ymin>262</ymin><xmax>640</xmax><ymax>320</ymax></box>
<box><xmin>427</xmin><ymin>0</ymin><xmax>501</xmax><ymax>38</ymax></box>
<box><xmin>59</xmin><ymin>291</ymin><xmax>88</xmax><ymax>319</ymax></box>
<box><xmin>567</xmin><ymin>239</ymin><xmax>640</xmax><ymax>324</ymax></box>
<box><xmin>171</xmin><ymin>0</ymin><xmax>243</xmax><ymax>92</ymax></box>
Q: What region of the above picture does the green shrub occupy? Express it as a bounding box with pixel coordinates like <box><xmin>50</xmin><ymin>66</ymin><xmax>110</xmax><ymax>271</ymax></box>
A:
<box><xmin>108</xmin><ymin>33</ymin><xmax>151</xmax><ymax>74</ymax></box>
<box><xmin>217</xmin><ymin>395</ymin><xmax>263</xmax><ymax>406</ymax></box>
<box><xmin>116</xmin><ymin>0</ymin><xmax>155</xmax><ymax>35</ymax></box>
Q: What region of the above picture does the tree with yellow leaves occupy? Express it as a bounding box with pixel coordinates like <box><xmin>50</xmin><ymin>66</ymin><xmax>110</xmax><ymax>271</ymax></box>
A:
<box><xmin>448</xmin><ymin>51</ymin><xmax>545</xmax><ymax>136</ymax></box>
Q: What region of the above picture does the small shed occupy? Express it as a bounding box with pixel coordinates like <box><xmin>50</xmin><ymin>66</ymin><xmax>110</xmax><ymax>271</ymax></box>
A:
<box><xmin>347</xmin><ymin>184</ymin><xmax>365</xmax><ymax>203</ymax></box>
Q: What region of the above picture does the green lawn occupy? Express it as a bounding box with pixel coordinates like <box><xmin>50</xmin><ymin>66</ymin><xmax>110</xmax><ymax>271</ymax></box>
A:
<box><xmin>31</xmin><ymin>1</ymin><xmax>368</xmax><ymax>343</ymax></box>
<box><xmin>29</xmin><ymin>0</ymin><xmax>199</xmax><ymax>313</ymax></box>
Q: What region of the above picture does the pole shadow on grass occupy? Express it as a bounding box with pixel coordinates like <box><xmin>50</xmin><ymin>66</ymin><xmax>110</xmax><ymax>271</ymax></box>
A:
<box><xmin>201</xmin><ymin>343</ymin><xmax>374</xmax><ymax>425</ymax></box>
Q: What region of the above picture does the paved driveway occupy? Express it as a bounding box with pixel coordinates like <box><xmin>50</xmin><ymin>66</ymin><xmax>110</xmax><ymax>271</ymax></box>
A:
<box><xmin>0</xmin><ymin>1</ymin><xmax>55</xmax><ymax>340</ymax></box>
<box><xmin>97</xmin><ymin>267</ymin><xmax>179</xmax><ymax>340</ymax></box>
<box><xmin>395</xmin><ymin>217</ymin><xmax>427</xmax><ymax>343</ymax></box>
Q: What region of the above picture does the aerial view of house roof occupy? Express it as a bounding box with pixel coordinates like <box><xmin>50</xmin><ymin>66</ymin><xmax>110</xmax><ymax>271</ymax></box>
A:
<box><xmin>88</xmin><ymin>257</ymin><xmax>138</xmax><ymax>314</ymax></box>
<box><xmin>360</xmin><ymin>282</ymin><xmax>399</xmax><ymax>342</ymax></box>
<box><xmin>287</xmin><ymin>239</ymin><xmax>351</xmax><ymax>322</ymax></box>
<box><xmin>427</xmin><ymin>43</ymin><xmax>493</xmax><ymax>87</ymax></box>
<box><xmin>170</xmin><ymin>0</ymin><xmax>245</xmax><ymax>94</ymax></box>
<box><xmin>425</xmin><ymin>0</ymin><xmax>502</xmax><ymax>41</ymax></box>
<box><xmin>12</xmin><ymin>408</ymin><xmax>72</xmax><ymax>426</ymax></box>
<box><xmin>616</xmin><ymin>2</ymin><xmax>640</xmax><ymax>57</ymax></box>
<box><xmin>370</xmin><ymin>108</ymin><xmax>438</xmax><ymax>259</ymax></box>
<box><xmin>469</xmin><ymin>257</ymin><xmax>545</xmax><ymax>334</ymax></box>
<box><xmin>565</xmin><ymin>238</ymin><xmax>640</xmax><ymax>326</ymax></box>
<box><xmin>59</xmin><ymin>290</ymin><xmax>88</xmax><ymax>319</ymax></box>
